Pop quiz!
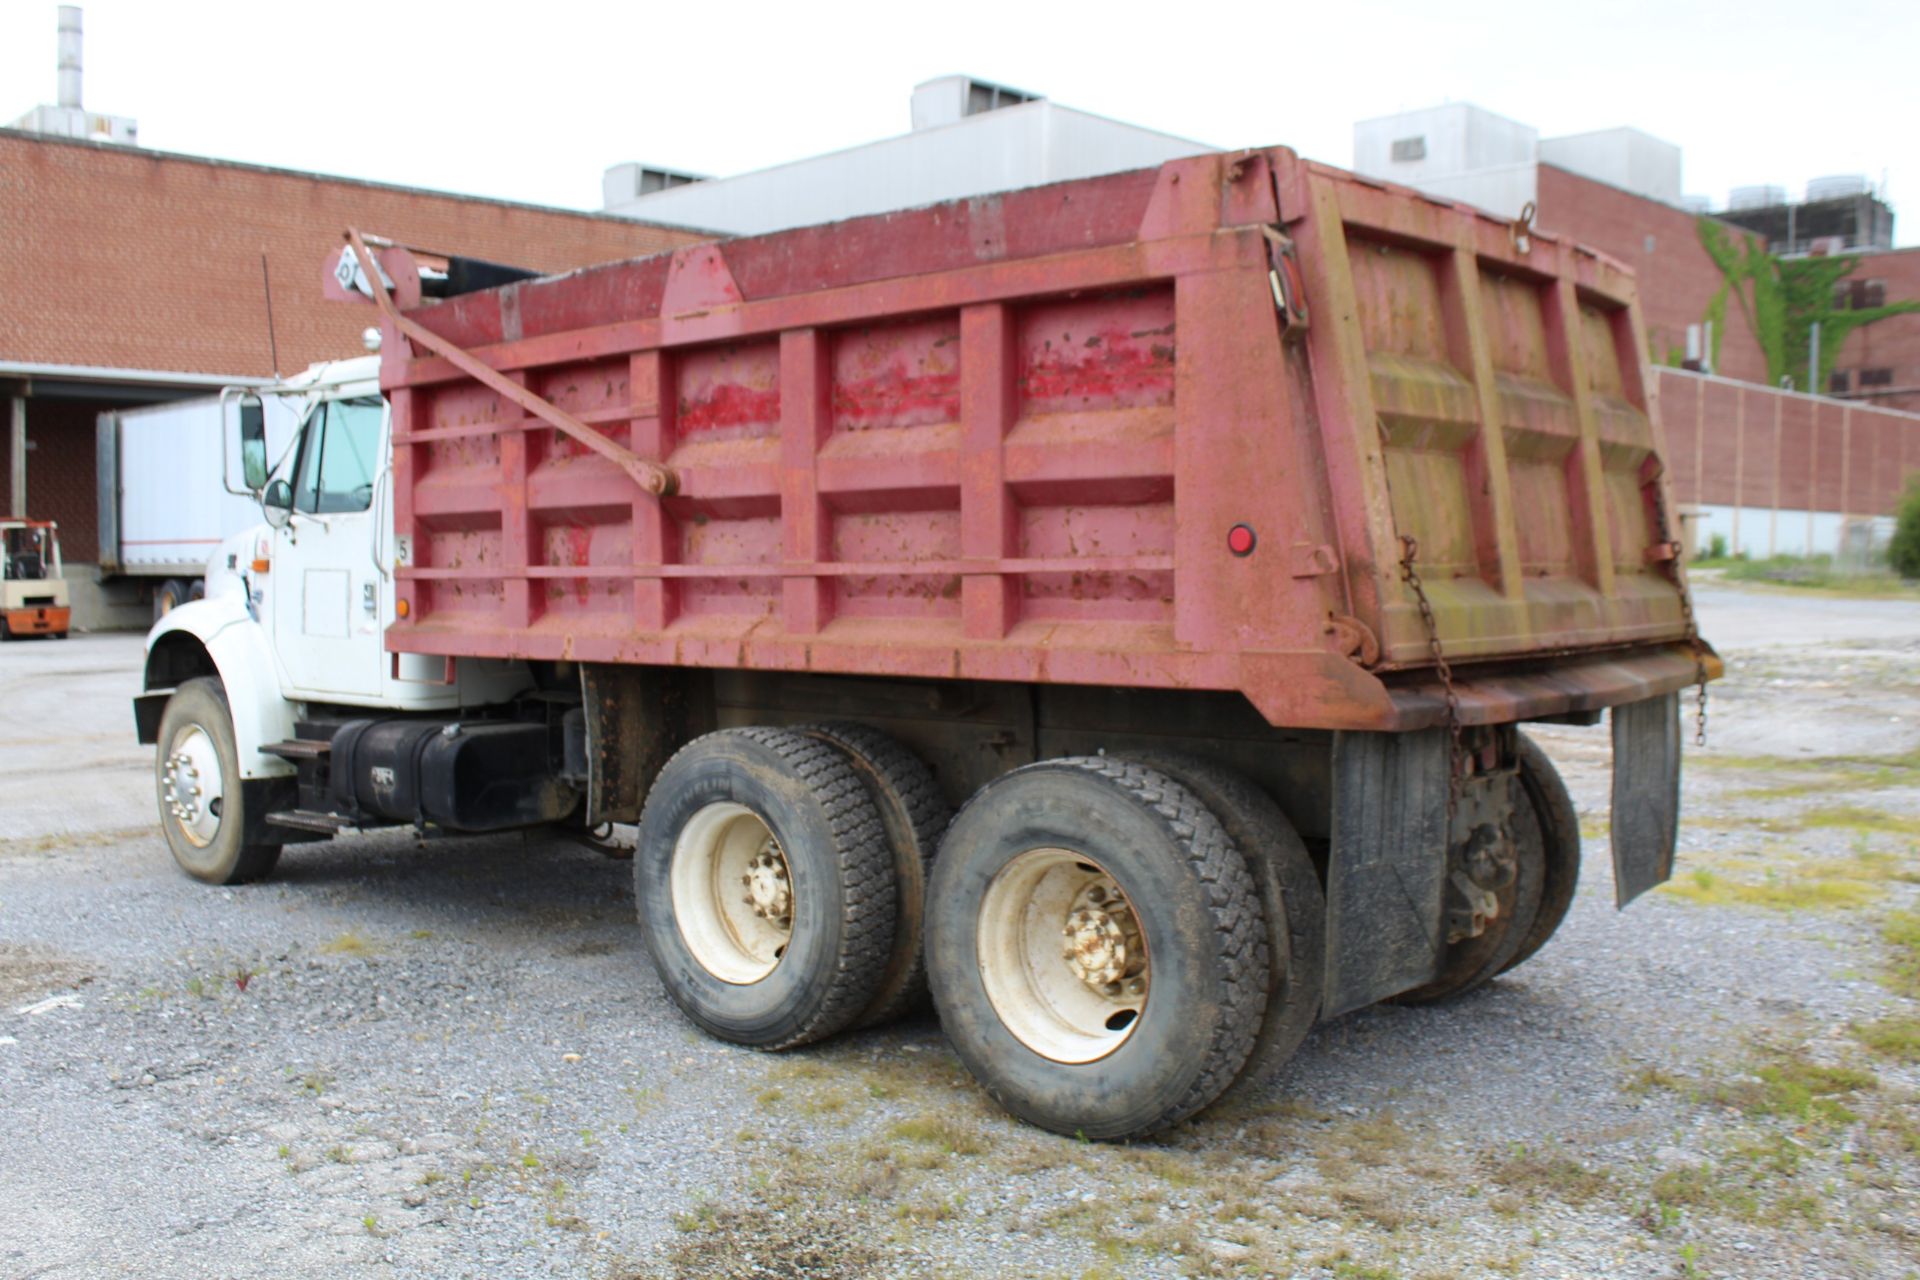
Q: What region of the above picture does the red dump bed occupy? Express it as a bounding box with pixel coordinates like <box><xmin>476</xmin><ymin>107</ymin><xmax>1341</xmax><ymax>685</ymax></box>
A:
<box><xmin>376</xmin><ymin>147</ymin><xmax>1710</xmax><ymax>731</ymax></box>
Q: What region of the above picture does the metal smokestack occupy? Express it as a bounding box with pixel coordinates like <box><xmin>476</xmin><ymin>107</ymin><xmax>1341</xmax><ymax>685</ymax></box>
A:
<box><xmin>57</xmin><ymin>6</ymin><xmax>82</xmax><ymax>110</ymax></box>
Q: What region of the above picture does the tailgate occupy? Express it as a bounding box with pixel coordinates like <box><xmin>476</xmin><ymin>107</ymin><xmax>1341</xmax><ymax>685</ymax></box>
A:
<box><xmin>1280</xmin><ymin>158</ymin><xmax>1688</xmax><ymax>668</ymax></box>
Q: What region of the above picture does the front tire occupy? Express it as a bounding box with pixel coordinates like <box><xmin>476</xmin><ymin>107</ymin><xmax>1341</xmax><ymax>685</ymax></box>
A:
<box><xmin>926</xmin><ymin>758</ymin><xmax>1268</xmax><ymax>1139</ymax></box>
<box><xmin>154</xmin><ymin>677</ymin><xmax>281</xmax><ymax>885</ymax></box>
<box><xmin>635</xmin><ymin>728</ymin><xmax>895</xmax><ymax>1050</ymax></box>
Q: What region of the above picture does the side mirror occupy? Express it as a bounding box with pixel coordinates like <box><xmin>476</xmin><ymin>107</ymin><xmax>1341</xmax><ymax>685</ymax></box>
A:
<box><xmin>239</xmin><ymin>398</ymin><xmax>269</xmax><ymax>491</ymax></box>
<box><xmin>261</xmin><ymin>478</ymin><xmax>294</xmax><ymax>530</ymax></box>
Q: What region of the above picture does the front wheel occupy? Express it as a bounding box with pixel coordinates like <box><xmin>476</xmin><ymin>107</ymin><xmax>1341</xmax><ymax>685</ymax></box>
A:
<box><xmin>926</xmin><ymin>758</ymin><xmax>1268</xmax><ymax>1139</ymax></box>
<box><xmin>154</xmin><ymin>677</ymin><xmax>281</xmax><ymax>884</ymax></box>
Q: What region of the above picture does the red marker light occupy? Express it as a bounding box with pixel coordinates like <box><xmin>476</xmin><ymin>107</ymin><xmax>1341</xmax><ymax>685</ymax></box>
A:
<box><xmin>1227</xmin><ymin>524</ymin><xmax>1257</xmax><ymax>556</ymax></box>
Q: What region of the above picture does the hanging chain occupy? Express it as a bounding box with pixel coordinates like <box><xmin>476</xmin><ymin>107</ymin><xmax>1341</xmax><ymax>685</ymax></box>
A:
<box><xmin>1398</xmin><ymin>535</ymin><xmax>1463</xmax><ymax>822</ymax></box>
<box><xmin>1648</xmin><ymin>480</ymin><xmax>1710</xmax><ymax>747</ymax></box>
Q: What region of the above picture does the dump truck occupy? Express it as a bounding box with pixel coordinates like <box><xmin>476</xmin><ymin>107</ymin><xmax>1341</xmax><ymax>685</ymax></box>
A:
<box><xmin>136</xmin><ymin>148</ymin><xmax>1720</xmax><ymax>1139</ymax></box>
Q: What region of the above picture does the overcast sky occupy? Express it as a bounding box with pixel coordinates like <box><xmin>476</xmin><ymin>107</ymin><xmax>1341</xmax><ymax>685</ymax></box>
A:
<box><xmin>5</xmin><ymin>0</ymin><xmax>1916</xmax><ymax>245</ymax></box>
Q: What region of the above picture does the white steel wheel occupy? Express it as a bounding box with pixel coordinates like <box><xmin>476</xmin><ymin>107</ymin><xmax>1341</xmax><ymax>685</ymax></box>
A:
<box><xmin>152</xmin><ymin>677</ymin><xmax>281</xmax><ymax>885</ymax></box>
<box><xmin>161</xmin><ymin>723</ymin><xmax>226</xmax><ymax>850</ymax></box>
<box><xmin>634</xmin><ymin>727</ymin><xmax>895</xmax><ymax>1050</ymax></box>
<box><xmin>669</xmin><ymin>801</ymin><xmax>794</xmax><ymax>984</ymax></box>
<box><xmin>978</xmin><ymin>849</ymin><xmax>1148</xmax><ymax>1064</ymax></box>
<box><xmin>925</xmin><ymin>757</ymin><xmax>1268</xmax><ymax>1139</ymax></box>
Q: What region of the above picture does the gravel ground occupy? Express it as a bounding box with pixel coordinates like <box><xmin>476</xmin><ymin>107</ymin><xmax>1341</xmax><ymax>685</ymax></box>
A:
<box><xmin>2</xmin><ymin>582</ymin><xmax>1918</xmax><ymax>1279</ymax></box>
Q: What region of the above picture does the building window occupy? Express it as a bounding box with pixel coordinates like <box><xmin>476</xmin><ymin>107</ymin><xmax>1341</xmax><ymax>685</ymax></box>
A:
<box><xmin>1859</xmin><ymin>368</ymin><xmax>1894</xmax><ymax>388</ymax></box>
<box><xmin>1390</xmin><ymin>136</ymin><xmax>1426</xmax><ymax>163</ymax></box>
<box><xmin>1829</xmin><ymin>370</ymin><xmax>1851</xmax><ymax>394</ymax></box>
<box><xmin>1837</xmin><ymin>279</ymin><xmax>1889</xmax><ymax>310</ymax></box>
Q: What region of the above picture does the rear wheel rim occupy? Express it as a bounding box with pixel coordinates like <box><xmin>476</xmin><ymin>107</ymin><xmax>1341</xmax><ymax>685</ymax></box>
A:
<box><xmin>161</xmin><ymin>724</ymin><xmax>224</xmax><ymax>849</ymax></box>
<box><xmin>669</xmin><ymin>802</ymin><xmax>792</xmax><ymax>985</ymax></box>
<box><xmin>977</xmin><ymin>848</ymin><xmax>1149</xmax><ymax>1064</ymax></box>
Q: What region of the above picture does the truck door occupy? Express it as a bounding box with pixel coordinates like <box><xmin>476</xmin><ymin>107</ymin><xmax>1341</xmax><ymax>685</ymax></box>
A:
<box><xmin>271</xmin><ymin>396</ymin><xmax>386</xmax><ymax>700</ymax></box>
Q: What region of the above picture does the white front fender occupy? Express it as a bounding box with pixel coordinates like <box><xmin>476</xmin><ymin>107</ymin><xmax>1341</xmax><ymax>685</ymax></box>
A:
<box><xmin>144</xmin><ymin>596</ymin><xmax>296</xmax><ymax>781</ymax></box>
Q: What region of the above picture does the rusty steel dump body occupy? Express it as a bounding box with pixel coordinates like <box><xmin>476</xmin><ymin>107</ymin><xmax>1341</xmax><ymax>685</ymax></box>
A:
<box><xmin>373</xmin><ymin>147</ymin><xmax>1719</xmax><ymax>731</ymax></box>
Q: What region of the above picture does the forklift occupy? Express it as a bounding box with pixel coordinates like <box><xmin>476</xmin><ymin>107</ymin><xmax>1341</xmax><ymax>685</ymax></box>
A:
<box><xmin>0</xmin><ymin>520</ymin><xmax>70</xmax><ymax>639</ymax></box>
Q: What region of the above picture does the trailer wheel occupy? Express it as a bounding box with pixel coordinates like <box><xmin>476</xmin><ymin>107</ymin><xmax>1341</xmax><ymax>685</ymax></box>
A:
<box><xmin>1117</xmin><ymin>751</ymin><xmax>1324</xmax><ymax>1104</ymax></box>
<box><xmin>635</xmin><ymin>728</ymin><xmax>895</xmax><ymax>1051</ymax></box>
<box><xmin>154</xmin><ymin>677</ymin><xmax>282</xmax><ymax>885</ymax></box>
<box><xmin>1391</xmin><ymin>767</ymin><xmax>1546</xmax><ymax>1005</ymax></box>
<box><xmin>797</xmin><ymin>723</ymin><xmax>951</xmax><ymax>1028</ymax></box>
<box><xmin>925</xmin><ymin>758</ymin><xmax>1267</xmax><ymax>1139</ymax></box>
<box><xmin>1496</xmin><ymin>735</ymin><xmax>1581</xmax><ymax>976</ymax></box>
<box><xmin>153</xmin><ymin>578</ymin><xmax>190</xmax><ymax>622</ymax></box>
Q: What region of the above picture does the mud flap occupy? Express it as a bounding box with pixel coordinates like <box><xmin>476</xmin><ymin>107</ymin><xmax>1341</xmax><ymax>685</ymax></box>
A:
<box><xmin>1322</xmin><ymin>728</ymin><xmax>1449</xmax><ymax>1018</ymax></box>
<box><xmin>1610</xmin><ymin>691</ymin><xmax>1681</xmax><ymax>906</ymax></box>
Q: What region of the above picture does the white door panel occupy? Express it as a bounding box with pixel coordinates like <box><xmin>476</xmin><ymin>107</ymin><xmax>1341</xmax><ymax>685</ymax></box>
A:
<box><xmin>271</xmin><ymin>396</ymin><xmax>386</xmax><ymax>699</ymax></box>
<box><xmin>302</xmin><ymin>568</ymin><xmax>351</xmax><ymax>639</ymax></box>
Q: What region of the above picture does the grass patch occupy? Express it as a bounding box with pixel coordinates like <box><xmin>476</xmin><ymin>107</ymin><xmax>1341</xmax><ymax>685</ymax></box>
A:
<box><xmin>1704</xmin><ymin>1052</ymin><xmax>1876</xmax><ymax>1128</ymax></box>
<box><xmin>886</xmin><ymin>1113</ymin><xmax>987</xmax><ymax>1157</ymax></box>
<box><xmin>1700</xmin><ymin>555</ymin><xmax>1920</xmax><ymax>596</ymax></box>
<box><xmin>1487</xmin><ymin>1144</ymin><xmax>1612</xmax><ymax>1205</ymax></box>
<box><xmin>1801</xmin><ymin>806</ymin><xmax>1920</xmax><ymax>839</ymax></box>
<box><xmin>1660</xmin><ymin>865</ymin><xmax>1882</xmax><ymax>911</ymax></box>
<box><xmin>1884</xmin><ymin>910</ymin><xmax>1920</xmax><ymax>999</ymax></box>
<box><xmin>1692</xmin><ymin>745</ymin><xmax>1920</xmax><ymax>781</ymax></box>
<box><xmin>1857</xmin><ymin>1011</ymin><xmax>1920</xmax><ymax>1060</ymax></box>
<box><xmin>1625</xmin><ymin>1065</ymin><xmax>1688</xmax><ymax>1096</ymax></box>
<box><xmin>1647</xmin><ymin>1146</ymin><xmax>1827</xmax><ymax>1228</ymax></box>
<box><xmin>320</xmin><ymin>932</ymin><xmax>375</xmax><ymax>957</ymax></box>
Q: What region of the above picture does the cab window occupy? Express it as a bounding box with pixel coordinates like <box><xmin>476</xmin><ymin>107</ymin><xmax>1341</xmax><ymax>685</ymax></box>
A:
<box><xmin>291</xmin><ymin>397</ymin><xmax>384</xmax><ymax>515</ymax></box>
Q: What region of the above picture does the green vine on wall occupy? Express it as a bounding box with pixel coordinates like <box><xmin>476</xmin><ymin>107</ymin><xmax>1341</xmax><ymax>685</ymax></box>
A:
<box><xmin>1695</xmin><ymin>217</ymin><xmax>1920</xmax><ymax>390</ymax></box>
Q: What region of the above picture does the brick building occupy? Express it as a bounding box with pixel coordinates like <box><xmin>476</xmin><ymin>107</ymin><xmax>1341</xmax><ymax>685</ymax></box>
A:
<box><xmin>1821</xmin><ymin>247</ymin><xmax>1920</xmax><ymax>415</ymax></box>
<box><xmin>1532</xmin><ymin>163</ymin><xmax>1771</xmax><ymax>386</ymax></box>
<box><xmin>1</xmin><ymin>129</ymin><xmax>705</xmax><ymax>623</ymax></box>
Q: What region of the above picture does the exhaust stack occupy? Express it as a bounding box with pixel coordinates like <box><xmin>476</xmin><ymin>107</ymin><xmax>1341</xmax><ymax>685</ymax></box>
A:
<box><xmin>57</xmin><ymin>6</ymin><xmax>82</xmax><ymax>110</ymax></box>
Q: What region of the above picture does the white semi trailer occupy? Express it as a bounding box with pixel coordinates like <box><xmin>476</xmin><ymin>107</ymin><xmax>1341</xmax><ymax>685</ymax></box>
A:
<box><xmin>97</xmin><ymin>381</ymin><xmax>303</xmax><ymax>617</ymax></box>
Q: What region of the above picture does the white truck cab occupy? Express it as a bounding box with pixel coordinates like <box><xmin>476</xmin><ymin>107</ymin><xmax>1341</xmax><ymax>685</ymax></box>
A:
<box><xmin>135</xmin><ymin>356</ymin><xmax>543</xmax><ymax>883</ymax></box>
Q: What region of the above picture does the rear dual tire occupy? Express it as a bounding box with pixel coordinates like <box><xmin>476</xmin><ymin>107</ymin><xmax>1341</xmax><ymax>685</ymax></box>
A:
<box><xmin>635</xmin><ymin>728</ymin><xmax>897</xmax><ymax>1050</ymax></box>
<box><xmin>1117</xmin><ymin>750</ymin><xmax>1325</xmax><ymax>1105</ymax></box>
<box><xmin>795</xmin><ymin>722</ymin><xmax>950</xmax><ymax>1028</ymax></box>
<box><xmin>925</xmin><ymin>758</ymin><xmax>1269</xmax><ymax>1139</ymax></box>
<box><xmin>1393</xmin><ymin>733</ymin><xmax>1579</xmax><ymax>1003</ymax></box>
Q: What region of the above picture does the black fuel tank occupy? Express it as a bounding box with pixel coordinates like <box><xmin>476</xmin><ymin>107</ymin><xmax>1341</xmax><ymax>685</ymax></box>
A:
<box><xmin>328</xmin><ymin>719</ymin><xmax>577</xmax><ymax>832</ymax></box>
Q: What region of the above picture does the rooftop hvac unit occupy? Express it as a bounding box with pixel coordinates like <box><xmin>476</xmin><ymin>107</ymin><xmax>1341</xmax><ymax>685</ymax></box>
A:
<box><xmin>1806</xmin><ymin>174</ymin><xmax>1869</xmax><ymax>202</ymax></box>
<box><xmin>1727</xmin><ymin>184</ymin><xmax>1786</xmax><ymax>211</ymax></box>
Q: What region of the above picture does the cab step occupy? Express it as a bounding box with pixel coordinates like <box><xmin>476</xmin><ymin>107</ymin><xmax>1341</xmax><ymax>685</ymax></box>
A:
<box><xmin>263</xmin><ymin>808</ymin><xmax>362</xmax><ymax>835</ymax></box>
<box><xmin>262</xmin><ymin>739</ymin><xmax>331</xmax><ymax>761</ymax></box>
